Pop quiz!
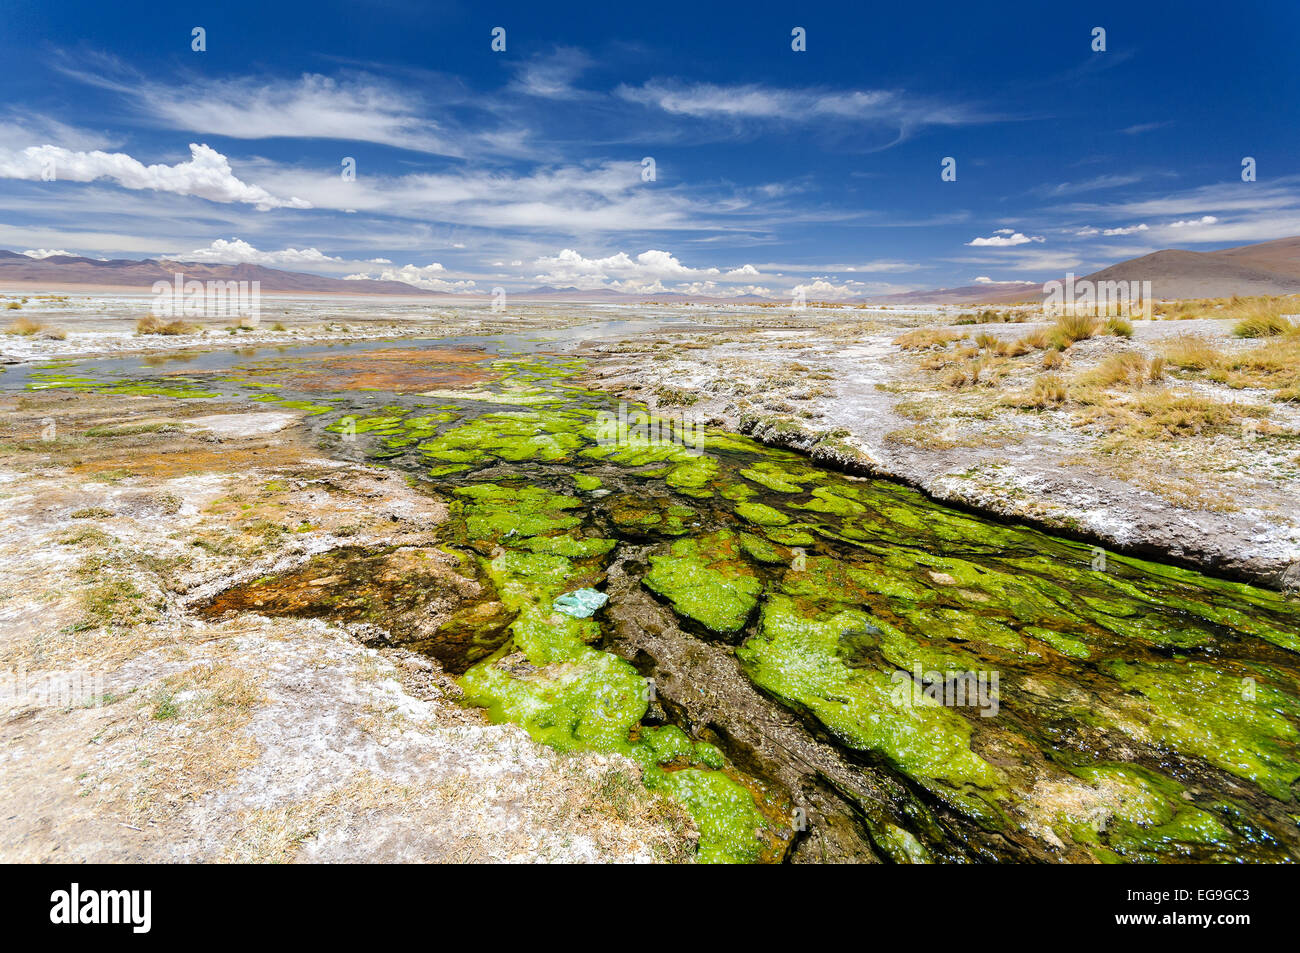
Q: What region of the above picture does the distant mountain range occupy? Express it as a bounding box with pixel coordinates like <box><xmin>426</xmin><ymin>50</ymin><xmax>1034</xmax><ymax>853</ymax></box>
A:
<box><xmin>4</xmin><ymin>236</ymin><xmax>1300</xmax><ymax>303</ymax></box>
<box><xmin>0</xmin><ymin>250</ymin><xmax>437</xmax><ymax>295</ymax></box>
<box><xmin>869</xmin><ymin>237</ymin><xmax>1300</xmax><ymax>304</ymax></box>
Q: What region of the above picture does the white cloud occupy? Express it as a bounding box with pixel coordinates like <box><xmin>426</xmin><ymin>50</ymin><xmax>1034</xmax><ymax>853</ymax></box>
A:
<box><xmin>792</xmin><ymin>279</ymin><xmax>857</xmax><ymax>300</ymax></box>
<box><xmin>0</xmin><ymin>143</ymin><xmax>310</xmax><ymax>210</ymax></box>
<box><xmin>511</xmin><ymin>48</ymin><xmax>592</xmax><ymax>99</ymax></box>
<box><xmin>531</xmin><ymin>248</ymin><xmax>765</xmax><ymax>290</ymax></box>
<box><xmin>182</xmin><ymin>238</ymin><xmax>341</xmax><ymax>266</ymax></box>
<box><xmin>617</xmin><ymin>81</ymin><xmax>994</xmax><ymax>137</ymax></box>
<box><xmin>65</xmin><ymin>69</ymin><xmax>480</xmax><ymax>157</ymax></box>
<box><xmin>1076</xmin><ymin>223</ymin><xmax>1148</xmax><ymax>237</ymax></box>
<box><xmin>966</xmin><ymin>232</ymin><xmax>1044</xmax><ymax>247</ymax></box>
<box><xmin>0</xmin><ymin>116</ymin><xmax>117</xmax><ymax>152</ymax></box>
<box><xmin>1169</xmin><ymin>215</ymin><xmax>1218</xmax><ymax>228</ymax></box>
<box><xmin>22</xmin><ymin>248</ymin><xmax>71</xmax><ymax>258</ymax></box>
<box><xmin>345</xmin><ymin>263</ymin><xmax>477</xmax><ymax>293</ymax></box>
<box><xmin>244</xmin><ymin>159</ymin><xmax>713</xmax><ymax>234</ymax></box>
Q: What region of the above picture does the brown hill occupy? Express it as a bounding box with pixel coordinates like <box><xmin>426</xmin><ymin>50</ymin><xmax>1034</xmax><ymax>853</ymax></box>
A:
<box><xmin>1077</xmin><ymin>242</ymin><xmax>1300</xmax><ymax>299</ymax></box>
<box><xmin>866</xmin><ymin>236</ymin><xmax>1300</xmax><ymax>304</ymax></box>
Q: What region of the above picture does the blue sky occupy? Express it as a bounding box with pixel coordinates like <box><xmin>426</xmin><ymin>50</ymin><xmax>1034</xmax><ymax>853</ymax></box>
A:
<box><xmin>1</xmin><ymin>0</ymin><xmax>1297</xmax><ymax>297</ymax></box>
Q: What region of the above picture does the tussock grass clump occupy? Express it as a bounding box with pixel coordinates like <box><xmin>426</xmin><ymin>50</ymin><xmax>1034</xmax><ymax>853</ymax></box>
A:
<box><xmin>1004</xmin><ymin>374</ymin><xmax>1068</xmax><ymax>408</ymax></box>
<box><xmin>1233</xmin><ymin>313</ymin><xmax>1293</xmax><ymax>338</ymax></box>
<box><xmin>5</xmin><ymin>301</ymin><xmax>21</xmax><ymax>310</ymax></box>
<box><xmin>5</xmin><ymin>316</ymin><xmax>43</xmax><ymax>335</ymax></box>
<box><xmin>953</xmin><ymin>308</ymin><xmax>1030</xmax><ymax>325</ymax></box>
<box><xmin>1125</xmin><ymin>392</ymin><xmax>1244</xmax><ymax>439</ymax></box>
<box><xmin>137</xmin><ymin>314</ymin><xmax>195</xmax><ymax>335</ymax></box>
<box><xmin>1155</xmin><ymin>293</ymin><xmax>1298</xmax><ymax>324</ymax></box>
<box><xmin>1041</xmin><ymin>349</ymin><xmax>1065</xmax><ymax>370</ymax></box>
<box><xmin>1104</xmin><ymin>316</ymin><xmax>1134</xmax><ymax>338</ymax></box>
<box><xmin>973</xmin><ymin>331</ymin><xmax>1031</xmax><ymax>358</ymax></box>
<box><xmin>1160</xmin><ymin>334</ymin><xmax>1222</xmax><ymax>370</ymax></box>
<box><xmin>1215</xmin><ymin>332</ymin><xmax>1300</xmax><ymax>400</ymax></box>
<box><xmin>942</xmin><ymin>356</ymin><xmax>1005</xmax><ymax>389</ymax></box>
<box><xmin>1082</xmin><ymin>353</ymin><xmax>1152</xmax><ymax>389</ymax></box>
<box><xmin>894</xmin><ymin>328</ymin><xmax>965</xmax><ymax>350</ymax></box>
<box><xmin>1029</xmin><ymin>374</ymin><xmax>1068</xmax><ymax>407</ymax></box>
<box><xmin>1016</xmin><ymin>329</ymin><xmax>1050</xmax><ymax>351</ymax></box>
<box><xmin>1050</xmin><ymin>313</ymin><xmax>1100</xmax><ymax>349</ymax></box>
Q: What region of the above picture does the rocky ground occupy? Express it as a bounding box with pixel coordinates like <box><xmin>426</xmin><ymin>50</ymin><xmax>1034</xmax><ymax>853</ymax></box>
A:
<box><xmin>0</xmin><ymin>389</ymin><xmax>694</xmax><ymax>862</ymax></box>
<box><xmin>577</xmin><ymin>310</ymin><xmax>1300</xmax><ymax>589</ymax></box>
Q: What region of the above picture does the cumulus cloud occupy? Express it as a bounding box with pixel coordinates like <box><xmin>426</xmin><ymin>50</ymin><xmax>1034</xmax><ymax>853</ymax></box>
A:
<box><xmin>0</xmin><ymin>143</ymin><xmax>310</xmax><ymax>210</ymax></box>
<box><xmin>530</xmin><ymin>248</ymin><xmax>765</xmax><ymax>291</ymax></box>
<box><xmin>966</xmin><ymin>231</ymin><xmax>1044</xmax><ymax>247</ymax></box>
<box><xmin>345</xmin><ymin>263</ymin><xmax>477</xmax><ymax>293</ymax></box>
<box><xmin>791</xmin><ymin>279</ymin><xmax>859</xmax><ymax>300</ymax></box>
<box><xmin>1169</xmin><ymin>215</ymin><xmax>1218</xmax><ymax>227</ymax></box>
<box><xmin>22</xmin><ymin>248</ymin><xmax>72</xmax><ymax>258</ymax></box>
<box><xmin>182</xmin><ymin>238</ymin><xmax>341</xmax><ymax>266</ymax></box>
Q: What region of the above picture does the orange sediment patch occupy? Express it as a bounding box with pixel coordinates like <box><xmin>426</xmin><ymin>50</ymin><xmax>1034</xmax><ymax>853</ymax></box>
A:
<box><xmin>233</xmin><ymin>347</ymin><xmax>495</xmax><ymax>394</ymax></box>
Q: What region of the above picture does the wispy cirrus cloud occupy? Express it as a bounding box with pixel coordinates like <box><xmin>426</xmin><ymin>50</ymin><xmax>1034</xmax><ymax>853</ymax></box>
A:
<box><xmin>615</xmin><ymin>80</ymin><xmax>1001</xmax><ymax>143</ymax></box>
<box><xmin>510</xmin><ymin>47</ymin><xmax>594</xmax><ymax>99</ymax></box>
<box><xmin>59</xmin><ymin>62</ymin><xmax>515</xmax><ymax>158</ymax></box>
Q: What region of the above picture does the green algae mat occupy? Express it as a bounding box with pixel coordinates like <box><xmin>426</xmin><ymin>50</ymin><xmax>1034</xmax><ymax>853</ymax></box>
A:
<box><xmin>25</xmin><ymin>346</ymin><xmax>1300</xmax><ymax>863</ymax></box>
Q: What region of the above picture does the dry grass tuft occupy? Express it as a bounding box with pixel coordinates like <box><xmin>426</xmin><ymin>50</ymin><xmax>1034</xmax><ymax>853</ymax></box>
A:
<box><xmin>1029</xmin><ymin>374</ymin><xmax>1068</xmax><ymax>407</ymax></box>
<box><xmin>137</xmin><ymin>314</ymin><xmax>196</xmax><ymax>335</ymax></box>
<box><xmin>894</xmin><ymin>328</ymin><xmax>965</xmax><ymax>350</ymax></box>
<box><xmin>1160</xmin><ymin>333</ymin><xmax>1222</xmax><ymax>370</ymax></box>
<box><xmin>1233</xmin><ymin>312</ymin><xmax>1293</xmax><ymax>338</ymax></box>
<box><xmin>1005</xmin><ymin>374</ymin><xmax>1068</xmax><ymax>408</ymax></box>
<box><xmin>1050</xmin><ymin>313</ymin><xmax>1100</xmax><ymax>348</ymax></box>
<box><xmin>5</xmin><ymin>316</ymin><xmax>43</xmax><ymax>335</ymax></box>
<box><xmin>1104</xmin><ymin>316</ymin><xmax>1134</xmax><ymax>338</ymax></box>
<box><xmin>1082</xmin><ymin>353</ymin><xmax>1156</xmax><ymax>389</ymax></box>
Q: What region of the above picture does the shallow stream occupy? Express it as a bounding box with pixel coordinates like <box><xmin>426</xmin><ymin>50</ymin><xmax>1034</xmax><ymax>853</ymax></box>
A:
<box><xmin>11</xmin><ymin>329</ymin><xmax>1300</xmax><ymax>863</ymax></box>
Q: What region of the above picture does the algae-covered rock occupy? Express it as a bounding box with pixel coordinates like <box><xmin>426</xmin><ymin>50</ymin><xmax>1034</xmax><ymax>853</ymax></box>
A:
<box><xmin>420</xmin><ymin>412</ymin><xmax>585</xmax><ymax>465</ymax></box>
<box><xmin>734</xmin><ymin>500</ymin><xmax>790</xmax><ymax>526</ymax></box>
<box><xmin>650</xmin><ymin>768</ymin><xmax>771</xmax><ymax>864</ymax></box>
<box><xmin>456</xmin><ymin>511</ymin><xmax>772</xmax><ymax>864</ymax></box>
<box><xmin>643</xmin><ymin>530</ymin><xmax>763</xmax><ymax>635</ymax></box>
<box><xmin>454</xmin><ymin>483</ymin><xmax>583</xmax><ymax>542</ymax></box>
<box><xmin>737</xmin><ymin>596</ymin><xmax>1005</xmax><ymax>800</ymax></box>
<box><xmin>1036</xmin><ymin>763</ymin><xmax>1237</xmax><ymax>863</ymax></box>
<box><xmin>1098</xmin><ymin>660</ymin><xmax>1300</xmax><ymax>800</ymax></box>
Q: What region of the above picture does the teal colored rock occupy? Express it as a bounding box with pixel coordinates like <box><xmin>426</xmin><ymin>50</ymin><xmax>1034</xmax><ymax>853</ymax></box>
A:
<box><xmin>553</xmin><ymin>588</ymin><xmax>609</xmax><ymax>618</ymax></box>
